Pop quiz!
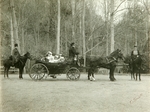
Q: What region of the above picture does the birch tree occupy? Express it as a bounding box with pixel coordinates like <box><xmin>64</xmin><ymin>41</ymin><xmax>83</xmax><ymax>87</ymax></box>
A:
<box><xmin>10</xmin><ymin>0</ymin><xmax>20</xmax><ymax>52</ymax></box>
<box><xmin>82</xmin><ymin>0</ymin><xmax>86</xmax><ymax>66</ymax></box>
<box><xmin>110</xmin><ymin>0</ymin><xmax>114</xmax><ymax>53</ymax></box>
<box><xmin>56</xmin><ymin>0</ymin><xmax>60</xmax><ymax>54</ymax></box>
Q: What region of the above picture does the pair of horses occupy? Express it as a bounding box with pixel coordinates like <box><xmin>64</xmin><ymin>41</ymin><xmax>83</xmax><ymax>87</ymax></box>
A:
<box><xmin>3</xmin><ymin>52</ymin><xmax>31</xmax><ymax>79</ymax></box>
<box><xmin>124</xmin><ymin>55</ymin><xmax>142</xmax><ymax>81</ymax></box>
<box><xmin>80</xmin><ymin>49</ymin><xmax>142</xmax><ymax>81</ymax></box>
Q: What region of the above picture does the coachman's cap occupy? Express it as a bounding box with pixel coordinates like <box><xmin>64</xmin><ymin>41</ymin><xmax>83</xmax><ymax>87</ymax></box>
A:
<box><xmin>70</xmin><ymin>42</ymin><xmax>75</xmax><ymax>46</ymax></box>
<box><xmin>14</xmin><ymin>43</ymin><xmax>18</xmax><ymax>47</ymax></box>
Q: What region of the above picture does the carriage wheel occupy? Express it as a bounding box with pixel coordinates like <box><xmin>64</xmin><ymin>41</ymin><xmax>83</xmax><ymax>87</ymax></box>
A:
<box><xmin>66</xmin><ymin>67</ymin><xmax>80</xmax><ymax>80</ymax></box>
<box><xmin>29</xmin><ymin>63</ymin><xmax>49</xmax><ymax>80</ymax></box>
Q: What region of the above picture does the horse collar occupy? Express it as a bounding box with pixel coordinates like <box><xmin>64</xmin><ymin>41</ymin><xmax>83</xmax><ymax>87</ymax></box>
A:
<box><xmin>106</xmin><ymin>56</ymin><xmax>117</xmax><ymax>64</ymax></box>
<box><xmin>112</xmin><ymin>57</ymin><xmax>117</xmax><ymax>61</ymax></box>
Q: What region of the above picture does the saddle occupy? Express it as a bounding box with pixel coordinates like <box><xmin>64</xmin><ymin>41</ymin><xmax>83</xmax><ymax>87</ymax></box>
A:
<box><xmin>9</xmin><ymin>55</ymin><xmax>23</xmax><ymax>66</ymax></box>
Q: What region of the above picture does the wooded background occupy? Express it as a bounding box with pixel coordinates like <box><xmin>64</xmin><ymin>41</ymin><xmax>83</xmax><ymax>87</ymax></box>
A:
<box><xmin>1</xmin><ymin>0</ymin><xmax>150</xmax><ymax>62</ymax></box>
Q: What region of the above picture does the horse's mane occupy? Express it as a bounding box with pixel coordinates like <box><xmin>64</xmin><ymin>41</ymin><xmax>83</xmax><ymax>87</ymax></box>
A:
<box><xmin>20</xmin><ymin>52</ymin><xmax>29</xmax><ymax>59</ymax></box>
<box><xmin>109</xmin><ymin>49</ymin><xmax>118</xmax><ymax>57</ymax></box>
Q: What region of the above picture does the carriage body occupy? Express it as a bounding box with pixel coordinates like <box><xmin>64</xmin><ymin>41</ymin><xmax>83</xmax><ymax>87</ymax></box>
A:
<box><xmin>29</xmin><ymin>59</ymin><xmax>80</xmax><ymax>81</ymax></box>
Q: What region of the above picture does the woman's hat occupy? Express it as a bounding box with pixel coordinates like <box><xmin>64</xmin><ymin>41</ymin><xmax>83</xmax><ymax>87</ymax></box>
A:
<box><xmin>70</xmin><ymin>42</ymin><xmax>75</xmax><ymax>46</ymax></box>
<box><xmin>47</xmin><ymin>51</ymin><xmax>52</xmax><ymax>55</ymax></box>
<box><xmin>14</xmin><ymin>43</ymin><xmax>18</xmax><ymax>47</ymax></box>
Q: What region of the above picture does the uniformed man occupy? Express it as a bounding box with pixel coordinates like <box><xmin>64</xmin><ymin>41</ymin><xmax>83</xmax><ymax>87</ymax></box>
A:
<box><xmin>12</xmin><ymin>43</ymin><xmax>20</xmax><ymax>66</ymax></box>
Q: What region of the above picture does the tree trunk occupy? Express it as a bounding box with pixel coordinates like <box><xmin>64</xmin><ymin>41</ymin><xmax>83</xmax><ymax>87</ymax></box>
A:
<box><xmin>56</xmin><ymin>0</ymin><xmax>60</xmax><ymax>54</ymax></box>
<box><xmin>10</xmin><ymin>17</ymin><xmax>14</xmax><ymax>55</ymax></box>
<box><xmin>71</xmin><ymin>0</ymin><xmax>75</xmax><ymax>41</ymax></box>
<box><xmin>46</xmin><ymin>19</ymin><xmax>50</xmax><ymax>51</ymax></box>
<box><xmin>82</xmin><ymin>0</ymin><xmax>86</xmax><ymax>67</ymax></box>
<box><xmin>21</xmin><ymin>28</ymin><xmax>25</xmax><ymax>54</ymax></box>
<box><xmin>10</xmin><ymin>0</ymin><xmax>20</xmax><ymax>52</ymax></box>
<box><xmin>124</xmin><ymin>0</ymin><xmax>128</xmax><ymax>55</ymax></box>
<box><xmin>104</xmin><ymin>0</ymin><xmax>109</xmax><ymax>55</ymax></box>
<box><xmin>134</xmin><ymin>0</ymin><xmax>138</xmax><ymax>46</ymax></box>
<box><xmin>110</xmin><ymin>0</ymin><xmax>114</xmax><ymax>53</ymax></box>
<box><xmin>145</xmin><ymin>0</ymin><xmax>149</xmax><ymax>41</ymax></box>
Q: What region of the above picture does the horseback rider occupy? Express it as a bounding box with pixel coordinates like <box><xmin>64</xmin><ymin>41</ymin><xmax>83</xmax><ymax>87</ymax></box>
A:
<box><xmin>12</xmin><ymin>43</ymin><xmax>20</xmax><ymax>66</ymax></box>
<box><xmin>131</xmin><ymin>45</ymin><xmax>140</xmax><ymax>61</ymax></box>
<box><xmin>69</xmin><ymin>42</ymin><xmax>79</xmax><ymax>64</ymax></box>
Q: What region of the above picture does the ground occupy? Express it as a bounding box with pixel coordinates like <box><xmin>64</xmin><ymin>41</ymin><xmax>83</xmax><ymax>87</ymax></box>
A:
<box><xmin>0</xmin><ymin>73</ymin><xmax>150</xmax><ymax>112</ymax></box>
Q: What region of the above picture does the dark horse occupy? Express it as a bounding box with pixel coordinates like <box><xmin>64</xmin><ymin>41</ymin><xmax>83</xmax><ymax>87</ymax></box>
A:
<box><xmin>3</xmin><ymin>52</ymin><xmax>31</xmax><ymax>79</ymax></box>
<box><xmin>124</xmin><ymin>55</ymin><xmax>142</xmax><ymax>81</ymax></box>
<box><xmin>87</xmin><ymin>49</ymin><xmax>124</xmax><ymax>81</ymax></box>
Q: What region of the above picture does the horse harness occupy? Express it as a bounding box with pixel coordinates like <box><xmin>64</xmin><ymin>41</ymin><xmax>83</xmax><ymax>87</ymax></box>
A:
<box><xmin>106</xmin><ymin>56</ymin><xmax>117</xmax><ymax>64</ymax></box>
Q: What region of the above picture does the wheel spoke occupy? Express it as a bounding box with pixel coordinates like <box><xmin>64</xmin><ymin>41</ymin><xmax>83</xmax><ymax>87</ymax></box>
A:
<box><xmin>29</xmin><ymin>63</ymin><xmax>49</xmax><ymax>80</ymax></box>
<box><xmin>66</xmin><ymin>67</ymin><xmax>80</xmax><ymax>80</ymax></box>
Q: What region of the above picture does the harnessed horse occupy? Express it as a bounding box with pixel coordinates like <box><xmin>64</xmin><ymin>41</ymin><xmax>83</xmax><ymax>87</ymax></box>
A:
<box><xmin>87</xmin><ymin>49</ymin><xmax>124</xmax><ymax>81</ymax></box>
<box><xmin>124</xmin><ymin>55</ymin><xmax>143</xmax><ymax>81</ymax></box>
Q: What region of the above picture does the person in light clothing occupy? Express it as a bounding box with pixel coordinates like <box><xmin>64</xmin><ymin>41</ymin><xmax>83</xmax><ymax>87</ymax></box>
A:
<box><xmin>46</xmin><ymin>51</ymin><xmax>54</xmax><ymax>62</ymax></box>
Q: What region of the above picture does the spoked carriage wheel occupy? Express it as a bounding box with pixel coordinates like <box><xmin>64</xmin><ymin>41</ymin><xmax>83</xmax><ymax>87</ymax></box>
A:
<box><xmin>66</xmin><ymin>67</ymin><xmax>80</xmax><ymax>80</ymax></box>
<box><xmin>29</xmin><ymin>63</ymin><xmax>49</xmax><ymax>80</ymax></box>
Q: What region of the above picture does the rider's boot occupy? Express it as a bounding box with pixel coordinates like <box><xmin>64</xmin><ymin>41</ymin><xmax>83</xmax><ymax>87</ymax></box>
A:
<box><xmin>11</xmin><ymin>61</ymin><xmax>14</xmax><ymax>66</ymax></box>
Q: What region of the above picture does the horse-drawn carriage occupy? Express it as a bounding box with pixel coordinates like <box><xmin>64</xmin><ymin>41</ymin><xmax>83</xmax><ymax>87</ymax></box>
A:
<box><xmin>4</xmin><ymin>49</ymin><xmax>127</xmax><ymax>81</ymax></box>
<box><xmin>29</xmin><ymin>49</ymin><xmax>125</xmax><ymax>81</ymax></box>
<box><xmin>29</xmin><ymin>58</ymin><xmax>81</xmax><ymax>81</ymax></box>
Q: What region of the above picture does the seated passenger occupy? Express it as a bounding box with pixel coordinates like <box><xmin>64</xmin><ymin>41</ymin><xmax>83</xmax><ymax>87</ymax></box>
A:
<box><xmin>54</xmin><ymin>54</ymin><xmax>65</xmax><ymax>62</ymax></box>
<box><xmin>59</xmin><ymin>54</ymin><xmax>65</xmax><ymax>62</ymax></box>
<box><xmin>46</xmin><ymin>51</ymin><xmax>54</xmax><ymax>63</ymax></box>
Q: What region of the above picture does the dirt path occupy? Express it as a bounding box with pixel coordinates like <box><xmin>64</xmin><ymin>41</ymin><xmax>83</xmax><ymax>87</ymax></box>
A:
<box><xmin>0</xmin><ymin>73</ymin><xmax>150</xmax><ymax>112</ymax></box>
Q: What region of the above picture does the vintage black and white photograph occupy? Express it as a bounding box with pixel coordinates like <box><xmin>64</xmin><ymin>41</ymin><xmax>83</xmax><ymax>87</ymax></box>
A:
<box><xmin>0</xmin><ymin>0</ymin><xmax>150</xmax><ymax>112</ymax></box>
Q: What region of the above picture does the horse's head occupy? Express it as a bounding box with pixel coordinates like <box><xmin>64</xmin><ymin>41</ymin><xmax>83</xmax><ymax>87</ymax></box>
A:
<box><xmin>117</xmin><ymin>49</ymin><xmax>125</xmax><ymax>61</ymax></box>
<box><xmin>124</xmin><ymin>55</ymin><xmax>132</xmax><ymax>64</ymax></box>
<box><xmin>24</xmin><ymin>52</ymin><xmax>31</xmax><ymax>59</ymax></box>
<box><xmin>111</xmin><ymin>49</ymin><xmax>125</xmax><ymax>61</ymax></box>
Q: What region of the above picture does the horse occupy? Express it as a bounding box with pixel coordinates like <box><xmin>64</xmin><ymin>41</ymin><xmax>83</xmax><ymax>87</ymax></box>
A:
<box><xmin>124</xmin><ymin>55</ymin><xmax>135</xmax><ymax>80</ymax></box>
<box><xmin>87</xmin><ymin>49</ymin><xmax>124</xmax><ymax>81</ymax></box>
<box><xmin>3</xmin><ymin>52</ymin><xmax>31</xmax><ymax>79</ymax></box>
<box><xmin>124</xmin><ymin>55</ymin><xmax>142</xmax><ymax>81</ymax></box>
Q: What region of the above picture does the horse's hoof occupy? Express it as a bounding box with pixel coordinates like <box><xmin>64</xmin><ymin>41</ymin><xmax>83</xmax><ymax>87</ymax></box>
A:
<box><xmin>110</xmin><ymin>78</ymin><xmax>114</xmax><ymax>81</ymax></box>
<box><xmin>114</xmin><ymin>78</ymin><xmax>116</xmax><ymax>81</ymax></box>
<box><xmin>92</xmin><ymin>78</ymin><xmax>96</xmax><ymax>81</ymax></box>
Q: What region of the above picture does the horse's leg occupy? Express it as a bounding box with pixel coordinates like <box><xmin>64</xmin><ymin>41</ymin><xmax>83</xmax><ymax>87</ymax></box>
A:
<box><xmin>92</xmin><ymin>72</ymin><xmax>95</xmax><ymax>80</ymax></box>
<box><xmin>6</xmin><ymin>67</ymin><xmax>10</xmax><ymax>78</ymax></box>
<box><xmin>4</xmin><ymin>67</ymin><xmax>6</xmax><ymax>78</ymax></box>
<box><xmin>131</xmin><ymin>71</ymin><xmax>132</xmax><ymax>80</ymax></box>
<box><xmin>132</xmin><ymin>68</ymin><xmax>135</xmax><ymax>80</ymax></box>
<box><xmin>109</xmin><ymin>68</ymin><xmax>114</xmax><ymax>81</ymax></box>
<box><xmin>88</xmin><ymin>68</ymin><xmax>92</xmax><ymax>80</ymax></box>
<box><xmin>130</xmin><ymin>68</ymin><xmax>133</xmax><ymax>80</ymax></box>
<box><xmin>111</xmin><ymin>66</ymin><xmax>116</xmax><ymax>81</ymax></box>
<box><xmin>88</xmin><ymin>69</ymin><xmax>90</xmax><ymax>80</ymax></box>
<box><xmin>135</xmin><ymin>71</ymin><xmax>138</xmax><ymax>81</ymax></box>
<box><xmin>19</xmin><ymin>68</ymin><xmax>23</xmax><ymax>79</ymax></box>
<box><xmin>131</xmin><ymin>71</ymin><xmax>135</xmax><ymax>80</ymax></box>
<box><xmin>139</xmin><ymin>68</ymin><xmax>141</xmax><ymax>81</ymax></box>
